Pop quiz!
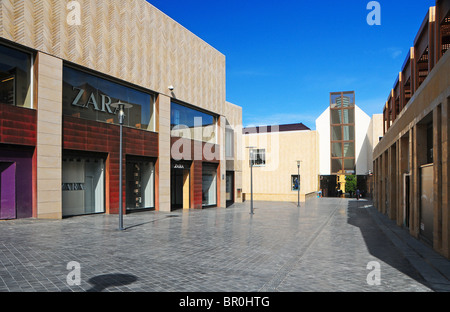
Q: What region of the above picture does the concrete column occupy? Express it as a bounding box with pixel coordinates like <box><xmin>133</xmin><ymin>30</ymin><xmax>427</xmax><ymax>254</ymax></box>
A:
<box><xmin>36</xmin><ymin>52</ymin><xmax>62</xmax><ymax>219</ymax></box>
<box><xmin>218</xmin><ymin>116</ymin><xmax>226</xmax><ymax>208</ymax></box>
<box><xmin>399</xmin><ymin>134</ymin><xmax>410</xmax><ymax>227</ymax></box>
<box><xmin>433</xmin><ymin>105</ymin><xmax>443</xmax><ymax>252</ymax></box>
<box><xmin>377</xmin><ymin>155</ymin><xmax>383</xmax><ymax>213</ymax></box>
<box><xmin>408</xmin><ymin>128</ymin><xmax>415</xmax><ymax>235</ymax></box>
<box><xmin>388</xmin><ymin>144</ymin><xmax>397</xmax><ymax>221</ymax></box>
<box><xmin>381</xmin><ymin>151</ymin><xmax>388</xmax><ymax>215</ymax></box>
<box><xmin>412</xmin><ymin>124</ymin><xmax>428</xmax><ymax>238</ymax></box>
<box><xmin>442</xmin><ymin>100</ymin><xmax>450</xmax><ymax>258</ymax></box>
<box><xmin>373</xmin><ymin>158</ymin><xmax>378</xmax><ymax>210</ymax></box>
<box><xmin>157</xmin><ymin>94</ymin><xmax>171</xmax><ymax>212</ymax></box>
<box><xmin>396</xmin><ymin>140</ymin><xmax>402</xmax><ymax>226</ymax></box>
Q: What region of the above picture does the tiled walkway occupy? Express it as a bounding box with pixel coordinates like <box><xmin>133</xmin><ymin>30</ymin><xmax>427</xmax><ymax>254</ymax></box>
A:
<box><xmin>0</xmin><ymin>198</ymin><xmax>449</xmax><ymax>292</ymax></box>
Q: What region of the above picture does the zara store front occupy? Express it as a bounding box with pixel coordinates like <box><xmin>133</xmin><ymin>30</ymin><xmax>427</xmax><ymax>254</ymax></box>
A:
<box><xmin>170</xmin><ymin>101</ymin><xmax>220</xmax><ymax>209</ymax></box>
<box><xmin>61</xmin><ymin>65</ymin><xmax>158</xmax><ymax>217</ymax></box>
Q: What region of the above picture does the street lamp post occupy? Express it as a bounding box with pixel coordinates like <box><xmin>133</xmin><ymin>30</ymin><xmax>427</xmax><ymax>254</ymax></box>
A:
<box><xmin>297</xmin><ymin>160</ymin><xmax>302</xmax><ymax>207</ymax></box>
<box><xmin>110</xmin><ymin>101</ymin><xmax>133</xmax><ymax>231</ymax></box>
<box><xmin>247</xmin><ymin>146</ymin><xmax>256</xmax><ymax>215</ymax></box>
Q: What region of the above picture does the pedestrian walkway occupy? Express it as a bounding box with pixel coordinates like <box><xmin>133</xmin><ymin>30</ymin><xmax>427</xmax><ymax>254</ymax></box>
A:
<box><xmin>0</xmin><ymin>198</ymin><xmax>448</xmax><ymax>292</ymax></box>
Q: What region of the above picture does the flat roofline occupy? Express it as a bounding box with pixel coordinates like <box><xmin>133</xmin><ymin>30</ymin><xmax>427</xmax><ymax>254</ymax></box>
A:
<box><xmin>243</xmin><ymin>123</ymin><xmax>311</xmax><ymax>134</ymax></box>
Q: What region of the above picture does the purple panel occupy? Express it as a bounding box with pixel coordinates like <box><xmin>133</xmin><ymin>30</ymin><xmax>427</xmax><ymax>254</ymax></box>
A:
<box><xmin>0</xmin><ymin>147</ymin><xmax>33</xmax><ymax>219</ymax></box>
<box><xmin>0</xmin><ymin>162</ymin><xmax>16</xmax><ymax>220</ymax></box>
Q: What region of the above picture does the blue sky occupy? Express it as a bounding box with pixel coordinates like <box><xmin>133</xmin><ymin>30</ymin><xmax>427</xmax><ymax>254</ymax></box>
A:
<box><xmin>147</xmin><ymin>0</ymin><xmax>435</xmax><ymax>129</ymax></box>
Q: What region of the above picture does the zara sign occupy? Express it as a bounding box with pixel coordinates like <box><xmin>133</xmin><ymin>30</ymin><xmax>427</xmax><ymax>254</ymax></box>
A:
<box><xmin>62</xmin><ymin>66</ymin><xmax>153</xmax><ymax>131</ymax></box>
<box><xmin>71</xmin><ymin>87</ymin><xmax>119</xmax><ymax>115</ymax></box>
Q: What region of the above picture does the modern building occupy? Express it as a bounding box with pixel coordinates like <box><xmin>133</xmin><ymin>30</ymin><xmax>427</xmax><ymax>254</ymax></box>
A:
<box><xmin>0</xmin><ymin>0</ymin><xmax>242</xmax><ymax>220</ymax></box>
<box><xmin>373</xmin><ymin>0</ymin><xmax>450</xmax><ymax>258</ymax></box>
<box><xmin>242</xmin><ymin>124</ymin><xmax>319</xmax><ymax>203</ymax></box>
<box><xmin>316</xmin><ymin>91</ymin><xmax>383</xmax><ymax>197</ymax></box>
<box><xmin>240</xmin><ymin>92</ymin><xmax>382</xmax><ymax>203</ymax></box>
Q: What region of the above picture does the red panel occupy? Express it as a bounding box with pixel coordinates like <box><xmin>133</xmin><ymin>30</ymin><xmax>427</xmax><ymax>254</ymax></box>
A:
<box><xmin>192</xmin><ymin>160</ymin><xmax>203</xmax><ymax>209</ymax></box>
<box><xmin>0</xmin><ymin>104</ymin><xmax>37</xmax><ymax>147</ymax></box>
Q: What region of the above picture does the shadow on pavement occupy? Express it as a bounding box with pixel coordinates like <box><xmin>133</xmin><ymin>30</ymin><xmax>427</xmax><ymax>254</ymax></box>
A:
<box><xmin>346</xmin><ymin>199</ymin><xmax>431</xmax><ymax>290</ymax></box>
<box><xmin>87</xmin><ymin>273</ymin><xmax>138</xmax><ymax>292</ymax></box>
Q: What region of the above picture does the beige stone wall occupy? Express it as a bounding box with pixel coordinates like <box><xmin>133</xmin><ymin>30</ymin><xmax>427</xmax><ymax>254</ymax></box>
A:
<box><xmin>36</xmin><ymin>52</ymin><xmax>63</xmax><ymax>219</ymax></box>
<box><xmin>0</xmin><ymin>0</ymin><xmax>226</xmax><ymax>115</ymax></box>
<box><xmin>223</xmin><ymin>102</ymin><xmax>243</xmax><ymax>203</ymax></box>
<box><xmin>0</xmin><ymin>0</ymin><xmax>239</xmax><ymax>214</ymax></box>
<box><xmin>157</xmin><ymin>94</ymin><xmax>171</xmax><ymax>212</ymax></box>
<box><xmin>373</xmin><ymin>49</ymin><xmax>450</xmax><ymax>259</ymax></box>
<box><xmin>242</xmin><ymin>130</ymin><xmax>319</xmax><ymax>202</ymax></box>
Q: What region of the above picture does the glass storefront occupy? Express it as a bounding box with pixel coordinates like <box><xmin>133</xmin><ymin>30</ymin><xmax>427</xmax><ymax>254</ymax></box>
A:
<box><xmin>62</xmin><ymin>66</ymin><xmax>155</xmax><ymax>131</ymax></box>
<box><xmin>170</xmin><ymin>161</ymin><xmax>191</xmax><ymax>210</ymax></box>
<box><xmin>62</xmin><ymin>157</ymin><xmax>105</xmax><ymax>217</ymax></box>
<box><xmin>0</xmin><ymin>43</ymin><xmax>32</xmax><ymax>108</ymax></box>
<box><xmin>171</xmin><ymin>102</ymin><xmax>216</xmax><ymax>143</ymax></box>
<box><xmin>126</xmin><ymin>159</ymin><xmax>155</xmax><ymax>211</ymax></box>
<box><xmin>202</xmin><ymin>164</ymin><xmax>217</xmax><ymax>207</ymax></box>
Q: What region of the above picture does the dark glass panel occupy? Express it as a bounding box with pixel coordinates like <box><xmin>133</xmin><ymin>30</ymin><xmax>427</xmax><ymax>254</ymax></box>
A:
<box><xmin>331</xmin><ymin>143</ymin><xmax>343</xmax><ymax>158</ymax></box>
<box><xmin>343</xmin><ymin>126</ymin><xmax>355</xmax><ymax>141</ymax></box>
<box><xmin>331</xmin><ymin>109</ymin><xmax>342</xmax><ymax>124</ymax></box>
<box><xmin>344</xmin><ymin>159</ymin><xmax>355</xmax><ymax>172</ymax></box>
<box><xmin>62</xmin><ymin>66</ymin><xmax>153</xmax><ymax>131</ymax></box>
<box><xmin>331</xmin><ymin>159</ymin><xmax>343</xmax><ymax>174</ymax></box>
<box><xmin>331</xmin><ymin>126</ymin><xmax>342</xmax><ymax>141</ymax></box>
<box><xmin>342</xmin><ymin>108</ymin><xmax>355</xmax><ymax>124</ymax></box>
<box><xmin>343</xmin><ymin>142</ymin><xmax>355</xmax><ymax>158</ymax></box>
<box><xmin>0</xmin><ymin>44</ymin><xmax>31</xmax><ymax>108</ymax></box>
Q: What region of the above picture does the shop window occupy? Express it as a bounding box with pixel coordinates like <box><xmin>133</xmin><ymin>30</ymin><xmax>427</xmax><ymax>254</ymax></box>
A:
<box><xmin>0</xmin><ymin>43</ymin><xmax>32</xmax><ymax>108</ymax></box>
<box><xmin>202</xmin><ymin>165</ymin><xmax>217</xmax><ymax>207</ymax></box>
<box><xmin>171</xmin><ymin>102</ymin><xmax>216</xmax><ymax>144</ymax></box>
<box><xmin>62</xmin><ymin>66</ymin><xmax>155</xmax><ymax>131</ymax></box>
<box><xmin>126</xmin><ymin>160</ymin><xmax>155</xmax><ymax>211</ymax></box>
<box><xmin>62</xmin><ymin>158</ymin><xmax>105</xmax><ymax>217</ymax></box>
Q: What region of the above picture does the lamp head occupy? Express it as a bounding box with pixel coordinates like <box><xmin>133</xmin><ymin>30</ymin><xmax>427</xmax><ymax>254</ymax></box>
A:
<box><xmin>110</xmin><ymin>101</ymin><xmax>133</xmax><ymax>124</ymax></box>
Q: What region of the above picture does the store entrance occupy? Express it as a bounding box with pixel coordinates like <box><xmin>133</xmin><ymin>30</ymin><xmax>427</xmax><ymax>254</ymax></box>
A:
<box><xmin>0</xmin><ymin>162</ymin><xmax>16</xmax><ymax>220</ymax></box>
<box><xmin>226</xmin><ymin>171</ymin><xmax>234</xmax><ymax>207</ymax></box>
<box><xmin>171</xmin><ymin>161</ymin><xmax>191</xmax><ymax>210</ymax></box>
<box><xmin>62</xmin><ymin>157</ymin><xmax>105</xmax><ymax>217</ymax></box>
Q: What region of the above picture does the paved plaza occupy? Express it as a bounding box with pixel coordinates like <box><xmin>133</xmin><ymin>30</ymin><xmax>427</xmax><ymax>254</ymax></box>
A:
<box><xmin>0</xmin><ymin>198</ymin><xmax>449</xmax><ymax>293</ymax></box>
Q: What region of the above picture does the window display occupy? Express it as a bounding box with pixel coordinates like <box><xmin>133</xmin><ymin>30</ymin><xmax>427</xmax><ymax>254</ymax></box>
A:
<box><xmin>202</xmin><ymin>164</ymin><xmax>217</xmax><ymax>207</ymax></box>
<box><xmin>126</xmin><ymin>160</ymin><xmax>155</xmax><ymax>211</ymax></box>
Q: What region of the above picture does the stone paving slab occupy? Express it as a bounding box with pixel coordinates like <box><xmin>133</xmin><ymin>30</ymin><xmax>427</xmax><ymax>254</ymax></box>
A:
<box><xmin>0</xmin><ymin>198</ymin><xmax>448</xmax><ymax>292</ymax></box>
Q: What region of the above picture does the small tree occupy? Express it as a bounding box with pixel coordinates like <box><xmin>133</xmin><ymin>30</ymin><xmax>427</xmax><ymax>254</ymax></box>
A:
<box><xmin>345</xmin><ymin>175</ymin><xmax>357</xmax><ymax>197</ymax></box>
